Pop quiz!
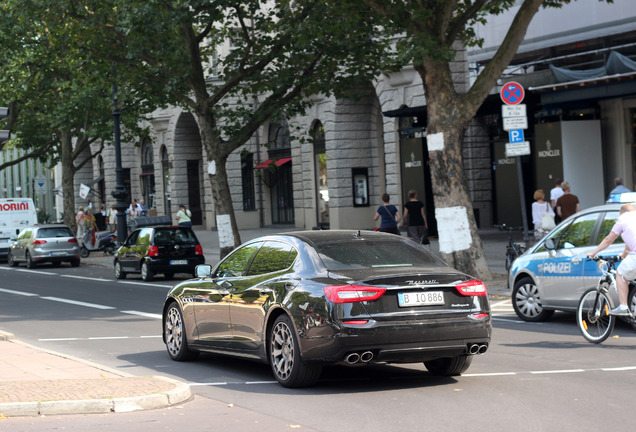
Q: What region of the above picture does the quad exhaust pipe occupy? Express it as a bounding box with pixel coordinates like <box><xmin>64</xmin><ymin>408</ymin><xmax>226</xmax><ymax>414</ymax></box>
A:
<box><xmin>468</xmin><ymin>343</ymin><xmax>488</xmax><ymax>355</ymax></box>
<box><xmin>344</xmin><ymin>351</ymin><xmax>374</xmax><ymax>364</ymax></box>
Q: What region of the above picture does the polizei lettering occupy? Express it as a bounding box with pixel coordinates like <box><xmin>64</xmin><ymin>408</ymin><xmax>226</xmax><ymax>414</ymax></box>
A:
<box><xmin>540</xmin><ymin>262</ymin><xmax>571</xmax><ymax>274</ymax></box>
<box><xmin>0</xmin><ymin>202</ymin><xmax>29</xmax><ymax>211</ymax></box>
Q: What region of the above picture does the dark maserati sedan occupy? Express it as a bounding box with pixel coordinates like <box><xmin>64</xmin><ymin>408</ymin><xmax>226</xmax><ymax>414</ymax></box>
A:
<box><xmin>162</xmin><ymin>230</ymin><xmax>491</xmax><ymax>387</ymax></box>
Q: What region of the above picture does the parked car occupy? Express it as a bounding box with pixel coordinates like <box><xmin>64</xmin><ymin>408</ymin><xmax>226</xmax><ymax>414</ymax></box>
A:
<box><xmin>8</xmin><ymin>224</ymin><xmax>80</xmax><ymax>268</ymax></box>
<box><xmin>162</xmin><ymin>230</ymin><xmax>492</xmax><ymax>388</ymax></box>
<box><xmin>508</xmin><ymin>202</ymin><xmax>636</xmax><ymax>322</ymax></box>
<box><xmin>114</xmin><ymin>225</ymin><xmax>205</xmax><ymax>281</ymax></box>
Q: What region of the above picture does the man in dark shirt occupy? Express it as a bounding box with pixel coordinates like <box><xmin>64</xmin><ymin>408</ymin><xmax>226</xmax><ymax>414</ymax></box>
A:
<box><xmin>402</xmin><ymin>189</ymin><xmax>428</xmax><ymax>243</ymax></box>
<box><xmin>555</xmin><ymin>181</ymin><xmax>581</xmax><ymax>220</ymax></box>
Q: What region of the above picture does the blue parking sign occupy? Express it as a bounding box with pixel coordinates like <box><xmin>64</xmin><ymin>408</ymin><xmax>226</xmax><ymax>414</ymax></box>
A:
<box><xmin>508</xmin><ymin>129</ymin><xmax>524</xmax><ymax>144</ymax></box>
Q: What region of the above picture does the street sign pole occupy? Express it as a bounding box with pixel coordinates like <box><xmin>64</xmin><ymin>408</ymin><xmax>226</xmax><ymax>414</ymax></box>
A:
<box><xmin>500</xmin><ymin>82</ymin><xmax>529</xmax><ymax>241</ymax></box>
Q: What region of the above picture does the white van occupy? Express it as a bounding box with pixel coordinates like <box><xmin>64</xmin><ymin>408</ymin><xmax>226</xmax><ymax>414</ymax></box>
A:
<box><xmin>0</xmin><ymin>198</ymin><xmax>38</xmax><ymax>258</ymax></box>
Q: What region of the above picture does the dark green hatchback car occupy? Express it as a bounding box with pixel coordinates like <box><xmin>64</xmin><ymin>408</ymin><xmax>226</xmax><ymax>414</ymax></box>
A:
<box><xmin>114</xmin><ymin>226</ymin><xmax>205</xmax><ymax>281</ymax></box>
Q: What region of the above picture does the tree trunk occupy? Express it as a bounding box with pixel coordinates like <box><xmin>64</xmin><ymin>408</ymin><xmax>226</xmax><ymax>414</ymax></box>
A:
<box><xmin>59</xmin><ymin>131</ymin><xmax>77</xmax><ymax>230</ymax></box>
<box><xmin>417</xmin><ymin>62</ymin><xmax>492</xmax><ymax>281</ymax></box>
<box><xmin>197</xmin><ymin>113</ymin><xmax>242</xmax><ymax>260</ymax></box>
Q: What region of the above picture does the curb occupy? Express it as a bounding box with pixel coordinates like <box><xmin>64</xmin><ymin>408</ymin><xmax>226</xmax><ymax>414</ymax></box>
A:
<box><xmin>0</xmin><ymin>330</ymin><xmax>15</xmax><ymax>341</ymax></box>
<box><xmin>0</xmin><ymin>377</ymin><xmax>192</xmax><ymax>417</ymax></box>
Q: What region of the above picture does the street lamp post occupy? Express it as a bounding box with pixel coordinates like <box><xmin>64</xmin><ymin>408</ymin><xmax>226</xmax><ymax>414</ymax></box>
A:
<box><xmin>111</xmin><ymin>81</ymin><xmax>128</xmax><ymax>243</ymax></box>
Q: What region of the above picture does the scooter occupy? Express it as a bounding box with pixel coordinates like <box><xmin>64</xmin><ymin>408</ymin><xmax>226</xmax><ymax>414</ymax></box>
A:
<box><xmin>79</xmin><ymin>228</ymin><xmax>118</xmax><ymax>258</ymax></box>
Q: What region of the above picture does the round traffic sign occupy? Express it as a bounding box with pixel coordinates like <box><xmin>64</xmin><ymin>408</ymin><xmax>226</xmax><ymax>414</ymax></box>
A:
<box><xmin>500</xmin><ymin>81</ymin><xmax>525</xmax><ymax>105</ymax></box>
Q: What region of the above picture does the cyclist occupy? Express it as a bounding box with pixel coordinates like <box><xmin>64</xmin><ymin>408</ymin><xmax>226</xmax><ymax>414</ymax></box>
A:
<box><xmin>586</xmin><ymin>203</ymin><xmax>636</xmax><ymax>316</ymax></box>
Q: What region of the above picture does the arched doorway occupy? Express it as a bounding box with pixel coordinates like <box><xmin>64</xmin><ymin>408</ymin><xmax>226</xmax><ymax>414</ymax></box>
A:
<box><xmin>161</xmin><ymin>146</ymin><xmax>171</xmax><ymax>217</ymax></box>
<box><xmin>140</xmin><ymin>139</ymin><xmax>156</xmax><ymax>214</ymax></box>
<box><xmin>268</xmin><ymin>119</ymin><xmax>294</xmax><ymax>224</ymax></box>
<box><xmin>312</xmin><ymin>121</ymin><xmax>329</xmax><ymax>228</ymax></box>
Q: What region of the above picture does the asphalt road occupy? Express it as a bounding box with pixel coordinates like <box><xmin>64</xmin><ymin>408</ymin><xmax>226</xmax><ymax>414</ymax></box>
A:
<box><xmin>1</xmin><ymin>262</ymin><xmax>636</xmax><ymax>431</ymax></box>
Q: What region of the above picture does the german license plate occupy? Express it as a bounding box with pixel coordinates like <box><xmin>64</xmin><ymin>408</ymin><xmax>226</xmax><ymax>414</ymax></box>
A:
<box><xmin>170</xmin><ymin>259</ymin><xmax>188</xmax><ymax>265</ymax></box>
<box><xmin>50</xmin><ymin>251</ymin><xmax>66</xmax><ymax>256</ymax></box>
<box><xmin>397</xmin><ymin>291</ymin><xmax>444</xmax><ymax>307</ymax></box>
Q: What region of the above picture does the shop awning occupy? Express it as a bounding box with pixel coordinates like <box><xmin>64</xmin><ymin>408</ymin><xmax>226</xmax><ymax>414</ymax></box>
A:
<box><xmin>254</xmin><ymin>157</ymin><xmax>291</xmax><ymax>169</ymax></box>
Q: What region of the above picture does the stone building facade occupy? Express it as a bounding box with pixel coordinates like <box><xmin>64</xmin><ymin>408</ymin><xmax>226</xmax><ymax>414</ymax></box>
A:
<box><xmin>70</xmin><ymin>44</ymin><xmax>495</xmax><ymax>234</ymax></box>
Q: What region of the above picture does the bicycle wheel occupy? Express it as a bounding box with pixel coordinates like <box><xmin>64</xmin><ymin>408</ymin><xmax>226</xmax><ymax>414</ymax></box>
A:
<box><xmin>577</xmin><ymin>288</ymin><xmax>615</xmax><ymax>344</ymax></box>
<box><xmin>505</xmin><ymin>247</ymin><xmax>513</xmax><ymax>271</ymax></box>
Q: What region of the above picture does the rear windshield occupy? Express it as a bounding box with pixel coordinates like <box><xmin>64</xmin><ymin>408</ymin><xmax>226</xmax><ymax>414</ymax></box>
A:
<box><xmin>153</xmin><ymin>228</ymin><xmax>198</xmax><ymax>246</ymax></box>
<box><xmin>313</xmin><ymin>239</ymin><xmax>445</xmax><ymax>270</ymax></box>
<box><xmin>36</xmin><ymin>227</ymin><xmax>74</xmax><ymax>238</ymax></box>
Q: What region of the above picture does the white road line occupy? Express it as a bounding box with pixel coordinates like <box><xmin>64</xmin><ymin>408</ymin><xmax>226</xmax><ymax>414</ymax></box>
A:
<box><xmin>118</xmin><ymin>280</ymin><xmax>172</xmax><ymax>288</ymax></box>
<box><xmin>187</xmin><ymin>366</ymin><xmax>636</xmax><ymax>387</ymax></box>
<box><xmin>492</xmin><ymin>317</ymin><xmax>524</xmax><ymax>323</ymax></box>
<box><xmin>0</xmin><ymin>288</ymin><xmax>38</xmax><ymax>296</ymax></box>
<box><xmin>38</xmin><ymin>335</ymin><xmax>159</xmax><ymax>341</ymax></box>
<box><xmin>61</xmin><ymin>275</ymin><xmax>112</xmax><ymax>282</ymax></box>
<box><xmin>121</xmin><ymin>310</ymin><xmax>162</xmax><ymax>319</ymax></box>
<box><xmin>40</xmin><ymin>296</ymin><xmax>116</xmax><ymax>310</ymax></box>
<box><xmin>530</xmin><ymin>369</ymin><xmax>585</xmax><ymax>375</ymax></box>
<box><xmin>15</xmin><ymin>269</ymin><xmax>58</xmax><ymax>275</ymax></box>
<box><xmin>490</xmin><ymin>299</ymin><xmax>512</xmax><ymax>308</ymax></box>
<box><xmin>601</xmin><ymin>366</ymin><xmax>636</xmax><ymax>371</ymax></box>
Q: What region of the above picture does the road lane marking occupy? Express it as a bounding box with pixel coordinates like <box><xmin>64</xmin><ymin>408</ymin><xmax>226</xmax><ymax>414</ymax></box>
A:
<box><xmin>40</xmin><ymin>296</ymin><xmax>116</xmax><ymax>310</ymax></box>
<box><xmin>38</xmin><ymin>335</ymin><xmax>161</xmax><ymax>341</ymax></box>
<box><xmin>121</xmin><ymin>310</ymin><xmax>162</xmax><ymax>319</ymax></box>
<box><xmin>187</xmin><ymin>366</ymin><xmax>636</xmax><ymax>387</ymax></box>
<box><xmin>15</xmin><ymin>269</ymin><xmax>57</xmax><ymax>275</ymax></box>
<box><xmin>0</xmin><ymin>288</ymin><xmax>39</xmax><ymax>296</ymax></box>
<box><xmin>61</xmin><ymin>275</ymin><xmax>112</xmax><ymax>282</ymax></box>
<box><xmin>118</xmin><ymin>280</ymin><xmax>172</xmax><ymax>288</ymax></box>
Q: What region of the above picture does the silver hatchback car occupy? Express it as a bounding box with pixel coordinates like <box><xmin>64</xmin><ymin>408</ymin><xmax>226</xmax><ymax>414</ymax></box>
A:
<box><xmin>8</xmin><ymin>224</ymin><xmax>80</xmax><ymax>268</ymax></box>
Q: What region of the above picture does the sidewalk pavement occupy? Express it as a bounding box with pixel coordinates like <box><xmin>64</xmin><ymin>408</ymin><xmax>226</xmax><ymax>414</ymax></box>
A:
<box><xmin>0</xmin><ymin>225</ymin><xmax>516</xmax><ymax>418</ymax></box>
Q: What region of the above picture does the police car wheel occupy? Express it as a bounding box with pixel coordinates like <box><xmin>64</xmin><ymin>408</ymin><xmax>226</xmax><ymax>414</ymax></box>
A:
<box><xmin>512</xmin><ymin>277</ymin><xmax>554</xmax><ymax>322</ymax></box>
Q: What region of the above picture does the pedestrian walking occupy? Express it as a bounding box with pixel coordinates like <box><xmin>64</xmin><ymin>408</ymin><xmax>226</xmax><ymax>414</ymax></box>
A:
<box><xmin>106</xmin><ymin>203</ymin><xmax>117</xmax><ymax>232</ymax></box>
<box><xmin>555</xmin><ymin>181</ymin><xmax>581</xmax><ymax>220</ymax></box>
<box><xmin>531</xmin><ymin>189</ymin><xmax>554</xmax><ymax>239</ymax></box>
<box><xmin>75</xmin><ymin>206</ymin><xmax>86</xmax><ymax>242</ymax></box>
<box><xmin>550</xmin><ymin>178</ymin><xmax>564</xmax><ymax>224</ymax></box>
<box><xmin>402</xmin><ymin>189</ymin><xmax>429</xmax><ymax>244</ymax></box>
<box><xmin>374</xmin><ymin>193</ymin><xmax>401</xmax><ymax>235</ymax></box>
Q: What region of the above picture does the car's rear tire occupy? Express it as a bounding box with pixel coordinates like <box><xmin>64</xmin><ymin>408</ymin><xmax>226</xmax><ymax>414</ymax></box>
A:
<box><xmin>141</xmin><ymin>262</ymin><xmax>154</xmax><ymax>281</ymax></box>
<box><xmin>79</xmin><ymin>245</ymin><xmax>89</xmax><ymax>258</ymax></box>
<box><xmin>164</xmin><ymin>272</ymin><xmax>174</xmax><ymax>280</ymax></box>
<box><xmin>164</xmin><ymin>302</ymin><xmax>198</xmax><ymax>361</ymax></box>
<box><xmin>7</xmin><ymin>250</ymin><xmax>18</xmax><ymax>267</ymax></box>
<box><xmin>114</xmin><ymin>260</ymin><xmax>126</xmax><ymax>279</ymax></box>
<box><xmin>269</xmin><ymin>314</ymin><xmax>322</xmax><ymax>388</ymax></box>
<box><xmin>70</xmin><ymin>259</ymin><xmax>80</xmax><ymax>267</ymax></box>
<box><xmin>424</xmin><ymin>355</ymin><xmax>473</xmax><ymax>376</ymax></box>
<box><xmin>25</xmin><ymin>251</ymin><xmax>35</xmax><ymax>269</ymax></box>
<box><xmin>512</xmin><ymin>277</ymin><xmax>555</xmax><ymax>322</ymax></box>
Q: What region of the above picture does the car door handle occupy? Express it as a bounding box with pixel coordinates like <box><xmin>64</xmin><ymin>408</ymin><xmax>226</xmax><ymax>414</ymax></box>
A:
<box><xmin>572</xmin><ymin>257</ymin><xmax>581</xmax><ymax>265</ymax></box>
<box><xmin>259</xmin><ymin>288</ymin><xmax>273</xmax><ymax>296</ymax></box>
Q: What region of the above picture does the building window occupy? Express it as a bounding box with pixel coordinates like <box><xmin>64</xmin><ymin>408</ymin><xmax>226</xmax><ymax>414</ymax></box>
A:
<box><xmin>242</xmin><ymin>152</ymin><xmax>255</xmax><ymax>211</ymax></box>
<box><xmin>140</xmin><ymin>139</ymin><xmax>156</xmax><ymax>211</ymax></box>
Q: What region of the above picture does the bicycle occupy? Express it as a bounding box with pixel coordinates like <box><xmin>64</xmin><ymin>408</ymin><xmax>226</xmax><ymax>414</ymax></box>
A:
<box><xmin>494</xmin><ymin>224</ymin><xmax>526</xmax><ymax>271</ymax></box>
<box><xmin>576</xmin><ymin>256</ymin><xmax>636</xmax><ymax>343</ymax></box>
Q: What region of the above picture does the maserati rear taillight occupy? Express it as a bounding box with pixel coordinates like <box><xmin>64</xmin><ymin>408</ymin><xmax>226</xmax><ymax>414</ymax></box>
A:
<box><xmin>324</xmin><ymin>285</ymin><xmax>387</xmax><ymax>303</ymax></box>
<box><xmin>455</xmin><ymin>280</ymin><xmax>487</xmax><ymax>296</ymax></box>
<box><xmin>147</xmin><ymin>245</ymin><xmax>159</xmax><ymax>257</ymax></box>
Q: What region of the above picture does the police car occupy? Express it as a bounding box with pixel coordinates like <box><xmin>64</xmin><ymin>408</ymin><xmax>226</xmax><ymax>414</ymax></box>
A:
<box><xmin>508</xmin><ymin>194</ymin><xmax>636</xmax><ymax>322</ymax></box>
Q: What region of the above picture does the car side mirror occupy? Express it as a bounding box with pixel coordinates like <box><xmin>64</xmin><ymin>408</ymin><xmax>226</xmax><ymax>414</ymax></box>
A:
<box><xmin>195</xmin><ymin>264</ymin><xmax>212</xmax><ymax>278</ymax></box>
<box><xmin>545</xmin><ymin>238</ymin><xmax>556</xmax><ymax>250</ymax></box>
